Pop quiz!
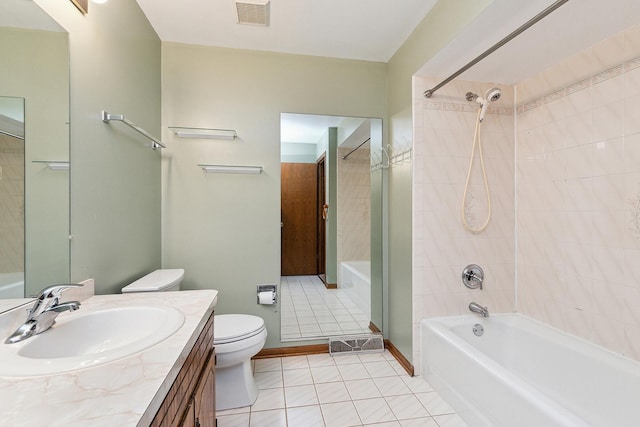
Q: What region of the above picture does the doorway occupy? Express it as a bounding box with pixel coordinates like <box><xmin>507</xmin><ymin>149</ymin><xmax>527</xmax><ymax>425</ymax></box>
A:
<box><xmin>280</xmin><ymin>162</ymin><xmax>318</xmax><ymax>276</ymax></box>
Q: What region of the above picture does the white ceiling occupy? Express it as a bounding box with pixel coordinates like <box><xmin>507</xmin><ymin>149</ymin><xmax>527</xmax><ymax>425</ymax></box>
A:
<box><xmin>281</xmin><ymin>113</ymin><xmax>369</xmax><ymax>148</ymax></box>
<box><xmin>135</xmin><ymin>0</ymin><xmax>437</xmax><ymax>62</ymax></box>
<box><xmin>419</xmin><ymin>0</ymin><xmax>640</xmax><ymax>85</ymax></box>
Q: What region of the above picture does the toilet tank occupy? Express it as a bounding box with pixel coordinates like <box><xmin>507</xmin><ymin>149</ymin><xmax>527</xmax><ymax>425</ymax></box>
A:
<box><xmin>121</xmin><ymin>269</ymin><xmax>184</xmax><ymax>293</ymax></box>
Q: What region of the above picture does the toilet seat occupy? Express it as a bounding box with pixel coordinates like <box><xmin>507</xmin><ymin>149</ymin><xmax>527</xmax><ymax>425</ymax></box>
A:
<box><xmin>214</xmin><ymin>314</ymin><xmax>266</xmax><ymax>345</ymax></box>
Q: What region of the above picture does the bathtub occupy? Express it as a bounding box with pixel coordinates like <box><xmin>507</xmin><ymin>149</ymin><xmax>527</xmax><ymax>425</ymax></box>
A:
<box><xmin>421</xmin><ymin>313</ymin><xmax>640</xmax><ymax>427</ymax></box>
<box><xmin>0</xmin><ymin>272</ymin><xmax>24</xmax><ymax>299</ymax></box>
<box><xmin>340</xmin><ymin>261</ymin><xmax>370</xmax><ymax>319</ymax></box>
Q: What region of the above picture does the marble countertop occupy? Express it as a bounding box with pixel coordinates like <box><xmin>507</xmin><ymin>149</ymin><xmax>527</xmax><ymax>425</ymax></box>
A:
<box><xmin>0</xmin><ymin>289</ymin><xmax>218</xmax><ymax>427</ymax></box>
<box><xmin>0</xmin><ymin>299</ymin><xmax>33</xmax><ymax>315</ymax></box>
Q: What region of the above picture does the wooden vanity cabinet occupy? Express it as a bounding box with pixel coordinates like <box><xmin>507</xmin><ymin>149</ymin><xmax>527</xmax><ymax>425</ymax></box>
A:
<box><xmin>150</xmin><ymin>311</ymin><xmax>215</xmax><ymax>427</ymax></box>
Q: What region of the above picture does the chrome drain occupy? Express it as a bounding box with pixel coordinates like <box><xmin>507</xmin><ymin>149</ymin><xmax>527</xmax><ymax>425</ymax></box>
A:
<box><xmin>473</xmin><ymin>324</ymin><xmax>484</xmax><ymax>336</ymax></box>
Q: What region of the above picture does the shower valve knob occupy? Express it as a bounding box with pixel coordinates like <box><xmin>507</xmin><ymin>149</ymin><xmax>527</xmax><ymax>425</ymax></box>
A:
<box><xmin>462</xmin><ymin>264</ymin><xmax>484</xmax><ymax>290</ymax></box>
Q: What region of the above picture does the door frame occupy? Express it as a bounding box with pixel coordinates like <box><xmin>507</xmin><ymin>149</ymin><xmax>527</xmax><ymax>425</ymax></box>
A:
<box><xmin>317</xmin><ymin>154</ymin><xmax>326</xmax><ymax>284</ymax></box>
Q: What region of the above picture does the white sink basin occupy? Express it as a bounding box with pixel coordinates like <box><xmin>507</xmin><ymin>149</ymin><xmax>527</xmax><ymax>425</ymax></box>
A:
<box><xmin>0</xmin><ymin>305</ymin><xmax>185</xmax><ymax>377</ymax></box>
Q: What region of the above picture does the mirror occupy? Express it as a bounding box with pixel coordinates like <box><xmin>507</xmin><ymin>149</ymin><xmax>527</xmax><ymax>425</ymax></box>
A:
<box><xmin>0</xmin><ymin>98</ymin><xmax>25</xmax><ymax>299</ymax></box>
<box><xmin>0</xmin><ymin>2</ymin><xmax>70</xmax><ymax>307</ymax></box>
<box><xmin>280</xmin><ymin>113</ymin><xmax>383</xmax><ymax>341</ymax></box>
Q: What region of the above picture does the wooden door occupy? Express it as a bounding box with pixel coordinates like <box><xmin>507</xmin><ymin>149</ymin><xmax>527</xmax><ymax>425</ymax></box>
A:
<box><xmin>281</xmin><ymin>163</ymin><xmax>318</xmax><ymax>275</ymax></box>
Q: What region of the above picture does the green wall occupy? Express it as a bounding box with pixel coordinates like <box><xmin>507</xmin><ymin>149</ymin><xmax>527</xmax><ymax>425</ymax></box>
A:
<box><xmin>161</xmin><ymin>43</ymin><xmax>387</xmax><ymax>348</ymax></box>
<box><xmin>37</xmin><ymin>0</ymin><xmax>162</xmax><ymax>294</ymax></box>
<box><xmin>385</xmin><ymin>0</ymin><xmax>493</xmax><ymax>362</ymax></box>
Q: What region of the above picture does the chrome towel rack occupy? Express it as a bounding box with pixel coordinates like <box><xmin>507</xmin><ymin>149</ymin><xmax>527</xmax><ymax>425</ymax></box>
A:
<box><xmin>101</xmin><ymin>111</ymin><xmax>165</xmax><ymax>150</ymax></box>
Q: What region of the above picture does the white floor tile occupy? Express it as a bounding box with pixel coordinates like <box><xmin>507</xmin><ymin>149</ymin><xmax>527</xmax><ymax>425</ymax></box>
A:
<box><xmin>280</xmin><ymin>275</ymin><xmax>371</xmax><ymax>339</ymax></box>
<box><xmin>353</xmin><ymin>397</ymin><xmax>396</xmax><ymax>424</ymax></box>
<box><xmin>283</xmin><ymin>368</ymin><xmax>314</xmax><ymax>386</ymax></box>
<box><xmin>432</xmin><ymin>413</ymin><xmax>469</xmax><ymax>427</ymax></box>
<box><xmin>399</xmin><ymin>417</ymin><xmax>439</xmax><ymax>427</ymax></box>
<box><xmin>373</xmin><ymin>376</ymin><xmax>412</xmax><ymax>397</ymax></box>
<box><xmin>249</xmin><ymin>409</ymin><xmax>287</xmax><ymax>427</ymax></box>
<box><xmin>286</xmin><ymin>405</ymin><xmax>325</xmax><ymax>427</ymax></box>
<box><xmin>345</xmin><ymin>378</ymin><xmax>382</xmax><ymax>400</ymax></box>
<box><xmin>315</xmin><ymin>381</ymin><xmax>352</xmax><ymax>404</ymax></box>
<box><xmin>281</xmin><ymin>355</ymin><xmax>309</xmax><ymax>370</ymax></box>
<box><xmin>358</xmin><ymin>353</ymin><xmax>387</xmax><ymax>363</ymax></box>
<box><xmin>415</xmin><ymin>391</ymin><xmax>456</xmax><ymax>416</ymax></box>
<box><xmin>250</xmin><ymin>388</ymin><xmax>285</xmax><ymax>412</ymax></box>
<box><xmin>284</xmin><ymin>384</ymin><xmax>319</xmax><ymax>407</ymax></box>
<box><xmin>332</xmin><ymin>354</ymin><xmax>363</xmax><ymax>365</ymax></box>
<box><xmin>385</xmin><ymin>395</ymin><xmax>430</xmax><ymax>420</ymax></box>
<box><xmin>321</xmin><ymin>401</ymin><xmax>362</xmax><ymax>427</ymax></box>
<box><xmin>217</xmin><ymin>412</ymin><xmax>250</xmax><ymax>427</ymax></box>
<box><xmin>254</xmin><ymin>358</ymin><xmax>283</xmax><ymax>373</ymax></box>
<box><xmin>364</xmin><ymin>361</ymin><xmax>397</xmax><ymax>378</ymax></box>
<box><xmin>401</xmin><ymin>376</ymin><xmax>434</xmax><ymax>393</ymax></box>
<box><xmin>364</xmin><ymin>422</ymin><xmax>401</xmax><ymax>427</ymax></box>
<box><xmin>299</xmin><ymin>324</ymin><xmax>323</xmax><ymax>335</ymax></box>
<box><xmin>311</xmin><ymin>365</ymin><xmax>343</xmax><ymax>383</ymax></box>
<box><xmin>337</xmin><ymin>363</ymin><xmax>371</xmax><ymax>381</ymax></box>
<box><xmin>307</xmin><ymin>353</ymin><xmax>336</xmax><ymax>367</ymax></box>
<box><xmin>255</xmin><ymin>370</ymin><xmax>284</xmax><ymax>389</ymax></box>
<box><xmin>320</xmin><ymin>323</ymin><xmax>343</xmax><ymax>334</ymax></box>
<box><xmin>216</xmin><ymin>406</ymin><xmax>250</xmax><ymax>416</ymax></box>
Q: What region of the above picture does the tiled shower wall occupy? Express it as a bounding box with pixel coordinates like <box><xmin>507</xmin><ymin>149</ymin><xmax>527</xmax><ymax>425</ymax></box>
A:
<box><xmin>516</xmin><ymin>23</ymin><xmax>640</xmax><ymax>361</ymax></box>
<box><xmin>412</xmin><ymin>78</ymin><xmax>516</xmax><ymax>371</ymax></box>
<box><xmin>413</xmin><ymin>23</ymin><xmax>640</xmax><ymax>368</ymax></box>
<box><xmin>337</xmin><ymin>147</ymin><xmax>371</xmax><ymax>279</ymax></box>
<box><xmin>0</xmin><ymin>134</ymin><xmax>24</xmax><ymax>273</ymax></box>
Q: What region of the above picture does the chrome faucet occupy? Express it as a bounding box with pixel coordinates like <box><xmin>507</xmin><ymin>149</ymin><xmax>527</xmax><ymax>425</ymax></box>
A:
<box><xmin>469</xmin><ymin>302</ymin><xmax>489</xmax><ymax>318</ymax></box>
<box><xmin>5</xmin><ymin>284</ymin><xmax>83</xmax><ymax>344</ymax></box>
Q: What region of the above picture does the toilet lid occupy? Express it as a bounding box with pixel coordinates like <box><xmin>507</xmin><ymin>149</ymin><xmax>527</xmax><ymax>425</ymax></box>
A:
<box><xmin>214</xmin><ymin>314</ymin><xmax>265</xmax><ymax>344</ymax></box>
<box><xmin>122</xmin><ymin>269</ymin><xmax>184</xmax><ymax>292</ymax></box>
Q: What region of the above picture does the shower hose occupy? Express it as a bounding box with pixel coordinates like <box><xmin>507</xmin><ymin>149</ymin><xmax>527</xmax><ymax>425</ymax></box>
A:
<box><xmin>461</xmin><ymin>108</ymin><xmax>491</xmax><ymax>233</ymax></box>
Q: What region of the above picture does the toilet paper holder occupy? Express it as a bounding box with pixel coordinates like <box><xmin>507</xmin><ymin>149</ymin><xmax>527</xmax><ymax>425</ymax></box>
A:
<box><xmin>257</xmin><ymin>284</ymin><xmax>277</xmax><ymax>304</ymax></box>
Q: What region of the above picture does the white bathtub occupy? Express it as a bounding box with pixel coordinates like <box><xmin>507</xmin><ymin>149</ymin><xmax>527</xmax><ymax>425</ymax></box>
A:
<box><xmin>340</xmin><ymin>261</ymin><xmax>370</xmax><ymax>319</ymax></box>
<box><xmin>421</xmin><ymin>313</ymin><xmax>640</xmax><ymax>427</ymax></box>
<box><xmin>0</xmin><ymin>272</ymin><xmax>24</xmax><ymax>299</ymax></box>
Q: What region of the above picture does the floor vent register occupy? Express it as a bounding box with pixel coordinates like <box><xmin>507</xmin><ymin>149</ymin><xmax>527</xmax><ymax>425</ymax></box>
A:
<box><xmin>329</xmin><ymin>334</ymin><xmax>384</xmax><ymax>355</ymax></box>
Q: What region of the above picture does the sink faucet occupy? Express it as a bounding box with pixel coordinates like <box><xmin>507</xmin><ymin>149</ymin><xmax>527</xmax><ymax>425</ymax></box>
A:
<box><xmin>469</xmin><ymin>302</ymin><xmax>489</xmax><ymax>318</ymax></box>
<box><xmin>5</xmin><ymin>284</ymin><xmax>83</xmax><ymax>344</ymax></box>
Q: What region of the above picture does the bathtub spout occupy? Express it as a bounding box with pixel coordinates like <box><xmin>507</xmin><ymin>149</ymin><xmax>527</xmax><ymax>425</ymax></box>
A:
<box><xmin>469</xmin><ymin>302</ymin><xmax>489</xmax><ymax>317</ymax></box>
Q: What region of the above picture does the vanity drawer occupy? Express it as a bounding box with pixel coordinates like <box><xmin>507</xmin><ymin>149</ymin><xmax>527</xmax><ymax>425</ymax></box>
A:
<box><xmin>150</xmin><ymin>311</ymin><xmax>214</xmax><ymax>427</ymax></box>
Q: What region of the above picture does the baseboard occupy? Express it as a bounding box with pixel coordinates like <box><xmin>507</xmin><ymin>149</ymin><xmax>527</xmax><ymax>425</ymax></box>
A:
<box><xmin>253</xmin><ymin>338</ymin><xmax>415</xmax><ymax>378</ymax></box>
<box><xmin>369</xmin><ymin>322</ymin><xmax>381</xmax><ymax>333</ymax></box>
<box><xmin>253</xmin><ymin>343</ymin><xmax>328</xmax><ymax>359</ymax></box>
<box><xmin>384</xmin><ymin>339</ymin><xmax>414</xmax><ymax>376</ymax></box>
<box><xmin>324</xmin><ymin>283</ymin><xmax>337</xmax><ymax>289</ymax></box>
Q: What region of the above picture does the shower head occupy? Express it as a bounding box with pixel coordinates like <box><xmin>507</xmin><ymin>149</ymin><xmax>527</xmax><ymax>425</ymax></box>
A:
<box><xmin>485</xmin><ymin>87</ymin><xmax>501</xmax><ymax>103</ymax></box>
<box><xmin>477</xmin><ymin>87</ymin><xmax>502</xmax><ymax>122</ymax></box>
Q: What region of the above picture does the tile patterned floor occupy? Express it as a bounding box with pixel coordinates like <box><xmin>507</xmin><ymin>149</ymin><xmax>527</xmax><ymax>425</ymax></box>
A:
<box><xmin>280</xmin><ymin>276</ymin><xmax>371</xmax><ymax>341</ymax></box>
<box><xmin>217</xmin><ymin>351</ymin><xmax>468</xmax><ymax>427</ymax></box>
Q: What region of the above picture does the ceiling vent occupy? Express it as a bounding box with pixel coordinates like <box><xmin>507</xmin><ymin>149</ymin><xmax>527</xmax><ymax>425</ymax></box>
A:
<box><xmin>235</xmin><ymin>0</ymin><xmax>270</xmax><ymax>27</ymax></box>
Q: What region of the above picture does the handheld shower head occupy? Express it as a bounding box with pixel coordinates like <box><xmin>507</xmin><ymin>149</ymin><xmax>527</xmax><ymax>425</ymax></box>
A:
<box><xmin>477</xmin><ymin>87</ymin><xmax>502</xmax><ymax>122</ymax></box>
<box><xmin>485</xmin><ymin>87</ymin><xmax>501</xmax><ymax>103</ymax></box>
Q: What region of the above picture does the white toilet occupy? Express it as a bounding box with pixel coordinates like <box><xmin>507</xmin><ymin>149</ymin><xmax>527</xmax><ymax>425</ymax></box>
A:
<box><xmin>214</xmin><ymin>314</ymin><xmax>267</xmax><ymax>410</ymax></box>
<box><xmin>121</xmin><ymin>268</ymin><xmax>184</xmax><ymax>293</ymax></box>
<box><xmin>121</xmin><ymin>269</ymin><xmax>267</xmax><ymax>411</ymax></box>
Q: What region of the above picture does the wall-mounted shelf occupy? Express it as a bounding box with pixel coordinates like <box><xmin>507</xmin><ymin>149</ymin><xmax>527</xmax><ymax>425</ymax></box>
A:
<box><xmin>32</xmin><ymin>160</ymin><xmax>69</xmax><ymax>171</ymax></box>
<box><xmin>169</xmin><ymin>127</ymin><xmax>237</xmax><ymax>140</ymax></box>
<box><xmin>198</xmin><ymin>164</ymin><xmax>262</xmax><ymax>174</ymax></box>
